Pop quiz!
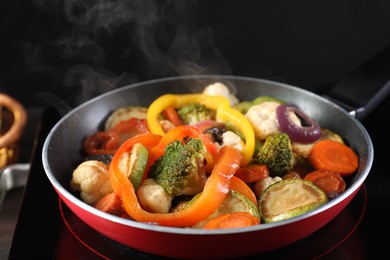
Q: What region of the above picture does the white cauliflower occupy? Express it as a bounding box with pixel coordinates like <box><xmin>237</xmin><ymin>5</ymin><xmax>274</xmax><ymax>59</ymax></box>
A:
<box><xmin>137</xmin><ymin>178</ymin><xmax>173</xmax><ymax>213</ymax></box>
<box><xmin>202</xmin><ymin>82</ymin><xmax>239</xmax><ymax>106</ymax></box>
<box><xmin>253</xmin><ymin>176</ymin><xmax>283</xmax><ymax>198</ymax></box>
<box><xmin>220</xmin><ymin>131</ymin><xmax>245</xmax><ymax>152</ymax></box>
<box><xmin>70</xmin><ymin>160</ymin><xmax>113</xmax><ymax>205</ymax></box>
<box><xmin>245</xmin><ymin>101</ymin><xmax>301</xmax><ymax>140</ymax></box>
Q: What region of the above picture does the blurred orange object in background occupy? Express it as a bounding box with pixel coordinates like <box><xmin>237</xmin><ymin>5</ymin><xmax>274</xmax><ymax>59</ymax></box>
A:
<box><xmin>0</xmin><ymin>93</ymin><xmax>27</xmax><ymax>169</ymax></box>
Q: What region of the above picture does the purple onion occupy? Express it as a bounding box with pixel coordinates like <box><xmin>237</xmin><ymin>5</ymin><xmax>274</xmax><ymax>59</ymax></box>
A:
<box><xmin>276</xmin><ymin>104</ymin><xmax>321</xmax><ymax>143</ymax></box>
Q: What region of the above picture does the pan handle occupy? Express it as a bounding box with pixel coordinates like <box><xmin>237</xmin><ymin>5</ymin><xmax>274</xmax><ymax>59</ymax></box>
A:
<box><xmin>322</xmin><ymin>45</ymin><xmax>390</xmax><ymax>121</ymax></box>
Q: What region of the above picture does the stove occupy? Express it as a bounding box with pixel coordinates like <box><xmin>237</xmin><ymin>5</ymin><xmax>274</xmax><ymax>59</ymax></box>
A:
<box><xmin>2</xmin><ymin>1</ymin><xmax>390</xmax><ymax>258</ymax></box>
<box><xmin>7</xmin><ymin>93</ymin><xmax>390</xmax><ymax>259</ymax></box>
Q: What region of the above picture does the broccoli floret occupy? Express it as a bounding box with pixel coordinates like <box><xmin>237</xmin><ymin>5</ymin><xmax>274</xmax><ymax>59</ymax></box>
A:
<box><xmin>256</xmin><ymin>133</ymin><xmax>294</xmax><ymax>177</ymax></box>
<box><xmin>177</xmin><ymin>103</ymin><xmax>216</xmax><ymax>125</ymax></box>
<box><xmin>149</xmin><ymin>138</ymin><xmax>207</xmax><ymax>197</ymax></box>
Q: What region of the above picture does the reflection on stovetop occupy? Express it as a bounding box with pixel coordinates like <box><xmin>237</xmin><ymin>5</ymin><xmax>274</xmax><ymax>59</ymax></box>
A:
<box><xmin>7</xmin><ymin>107</ymin><xmax>376</xmax><ymax>259</ymax></box>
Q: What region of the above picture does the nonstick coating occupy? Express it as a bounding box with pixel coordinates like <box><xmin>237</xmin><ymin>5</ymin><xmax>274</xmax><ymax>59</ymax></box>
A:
<box><xmin>42</xmin><ymin>75</ymin><xmax>373</xmax><ymax>258</ymax></box>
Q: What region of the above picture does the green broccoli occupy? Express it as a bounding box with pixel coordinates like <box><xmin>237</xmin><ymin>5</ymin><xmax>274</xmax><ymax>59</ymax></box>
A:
<box><xmin>177</xmin><ymin>103</ymin><xmax>216</xmax><ymax>125</ymax></box>
<box><xmin>149</xmin><ymin>138</ymin><xmax>207</xmax><ymax>197</ymax></box>
<box><xmin>256</xmin><ymin>133</ymin><xmax>294</xmax><ymax>177</ymax></box>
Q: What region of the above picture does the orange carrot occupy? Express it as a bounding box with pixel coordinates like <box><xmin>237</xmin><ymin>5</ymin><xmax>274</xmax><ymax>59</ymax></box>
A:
<box><xmin>203</xmin><ymin>212</ymin><xmax>260</xmax><ymax>230</ymax></box>
<box><xmin>308</xmin><ymin>140</ymin><xmax>358</xmax><ymax>176</ymax></box>
<box><xmin>234</xmin><ymin>164</ymin><xmax>269</xmax><ymax>183</ymax></box>
<box><xmin>230</xmin><ymin>176</ymin><xmax>258</xmax><ymax>206</ymax></box>
<box><xmin>304</xmin><ymin>169</ymin><xmax>346</xmax><ymax>199</ymax></box>
<box><xmin>162</xmin><ymin>106</ymin><xmax>183</xmax><ymax>126</ymax></box>
<box><xmin>95</xmin><ymin>192</ymin><xmax>124</xmax><ymax>216</ymax></box>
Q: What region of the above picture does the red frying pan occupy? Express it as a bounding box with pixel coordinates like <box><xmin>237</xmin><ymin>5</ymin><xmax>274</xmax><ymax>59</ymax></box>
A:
<box><xmin>43</xmin><ymin>75</ymin><xmax>375</xmax><ymax>259</ymax></box>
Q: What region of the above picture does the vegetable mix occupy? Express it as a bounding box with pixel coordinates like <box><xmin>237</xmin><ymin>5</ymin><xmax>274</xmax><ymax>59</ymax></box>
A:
<box><xmin>70</xmin><ymin>82</ymin><xmax>359</xmax><ymax>229</ymax></box>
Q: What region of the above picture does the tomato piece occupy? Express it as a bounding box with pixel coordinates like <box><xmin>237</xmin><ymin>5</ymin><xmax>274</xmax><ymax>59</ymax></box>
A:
<box><xmin>111</xmin><ymin>118</ymin><xmax>149</xmax><ymax>144</ymax></box>
<box><xmin>83</xmin><ymin>131</ymin><xmax>119</xmax><ymax>154</ymax></box>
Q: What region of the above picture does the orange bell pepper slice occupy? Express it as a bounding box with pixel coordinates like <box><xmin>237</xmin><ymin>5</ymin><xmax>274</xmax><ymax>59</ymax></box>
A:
<box><xmin>229</xmin><ymin>176</ymin><xmax>258</xmax><ymax>206</ymax></box>
<box><xmin>110</xmin><ymin>145</ymin><xmax>242</xmax><ymax>227</ymax></box>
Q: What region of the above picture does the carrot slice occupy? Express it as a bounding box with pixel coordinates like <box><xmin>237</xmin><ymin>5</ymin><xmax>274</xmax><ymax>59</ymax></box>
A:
<box><xmin>95</xmin><ymin>192</ymin><xmax>124</xmax><ymax>216</ymax></box>
<box><xmin>234</xmin><ymin>164</ymin><xmax>269</xmax><ymax>183</ymax></box>
<box><xmin>162</xmin><ymin>106</ymin><xmax>183</xmax><ymax>126</ymax></box>
<box><xmin>204</xmin><ymin>212</ymin><xmax>260</xmax><ymax>229</ymax></box>
<box><xmin>304</xmin><ymin>169</ymin><xmax>346</xmax><ymax>199</ymax></box>
<box><xmin>308</xmin><ymin>140</ymin><xmax>358</xmax><ymax>176</ymax></box>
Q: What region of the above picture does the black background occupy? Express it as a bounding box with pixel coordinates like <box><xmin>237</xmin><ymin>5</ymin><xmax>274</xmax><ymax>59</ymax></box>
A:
<box><xmin>1</xmin><ymin>0</ymin><xmax>390</xmax><ymax>108</ymax></box>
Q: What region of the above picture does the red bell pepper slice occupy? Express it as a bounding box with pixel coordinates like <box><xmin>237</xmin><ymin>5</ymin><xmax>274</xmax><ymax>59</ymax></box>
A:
<box><xmin>110</xmin><ymin>118</ymin><xmax>149</xmax><ymax>143</ymax></box>
<box><xmin>83</xmin><ymin>118</ymin><xmax>149</xmax><ymax>155</ymax></box>
<box><xmin>234</xmin><ymin>164</ymin><xmax>270</xmax><ymax>183</ymax></box>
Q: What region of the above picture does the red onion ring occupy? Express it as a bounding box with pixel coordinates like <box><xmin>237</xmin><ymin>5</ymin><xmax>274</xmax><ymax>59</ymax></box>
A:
<box><xmin>276</xmin><ymin>104</ymin><xmax>321</xmax><ymax>144</ymax></box>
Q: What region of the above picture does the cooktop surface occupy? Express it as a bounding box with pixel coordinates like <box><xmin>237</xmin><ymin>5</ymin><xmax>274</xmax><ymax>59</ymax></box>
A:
<box><xmin>8</xmin><ymin>94</ymin><xmax>390</xmax><ymax>259</ymax></box>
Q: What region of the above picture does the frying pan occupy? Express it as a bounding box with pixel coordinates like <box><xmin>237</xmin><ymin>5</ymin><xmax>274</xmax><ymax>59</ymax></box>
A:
<box><xmin>42</xmin><ymin>75</ymin><xmax>375</xmax><ymax>259</ymax></box>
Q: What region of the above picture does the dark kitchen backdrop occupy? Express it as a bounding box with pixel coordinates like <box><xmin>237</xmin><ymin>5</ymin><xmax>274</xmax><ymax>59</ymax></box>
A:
<box><xmin>1</xmin><ymin>0</ymin><xmax>390</xmax><ymax>109</ymax></box>
<box><xmin>1</xmin><ymin>1</ymin><xmax>390</xmax><ymax>259</ymax></box>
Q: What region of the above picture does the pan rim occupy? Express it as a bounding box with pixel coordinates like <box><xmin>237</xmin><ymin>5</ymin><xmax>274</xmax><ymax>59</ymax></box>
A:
<box><xmin>42</xmin><ymin>74</ymin><xmax>373</xmax><ymax>235</ymax></box>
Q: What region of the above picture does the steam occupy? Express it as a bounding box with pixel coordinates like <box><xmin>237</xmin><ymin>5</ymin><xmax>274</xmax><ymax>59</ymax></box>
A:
<box><xmin>26</xmin><ymin>0</ymin><xmax>231</xmax><ymax>112</ymax></box>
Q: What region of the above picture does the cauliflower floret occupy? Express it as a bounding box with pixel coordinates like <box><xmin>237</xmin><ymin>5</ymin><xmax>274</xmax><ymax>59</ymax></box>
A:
<box><xmin>253</xmin><ymin>176</ymin><xmax>282</xmax><ymax>198</ymax></box>
<box><xmin>70</xmin><ymin>160</ymin><xmax>113</xmax><ymax>205</ymax></box>
<box><xmin>245</xmin><ymin>101</ymin><xmax>301</xmax><ymax>140</ymax></box>
<box><xmin>220</xmin><ymin>131</ymin><xmax>245</xmax><ymax>152</ymax></box>
<box><xmin>137</xmin><ymin>178</ymin><xmax>173</xmax><ymax>213</ymax></box>
<box><xmin>202</xmin><ymin>82</ymin><xmax>239</xmax><ymax>106</ymax></box>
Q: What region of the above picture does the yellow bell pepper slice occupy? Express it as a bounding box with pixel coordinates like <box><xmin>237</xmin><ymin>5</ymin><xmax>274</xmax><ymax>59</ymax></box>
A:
<box><xmin>147</xmin><ymin>94</ymin><xmax>229</xmax><ymax>135</ymax></box>
<box><xmin>216</xmin><ymin>103</ymin><xmax>255</xmax><ymax>165</ymax></box>
<box><xmin>146</xmin><ymin>93</ymin><xmax>255</xmax><ymax>165</ymax></box>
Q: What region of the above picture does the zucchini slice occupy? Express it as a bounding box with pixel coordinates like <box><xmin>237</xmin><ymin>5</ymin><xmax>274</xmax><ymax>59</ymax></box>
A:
<box><xmin>118</xmin><ymin>142</ymin><xmax>148</xmax><ymax>189</ymax></box>
<box><xmin>259</xmin><ymin>178</ymin><xmax>328</xmax><ymax>223</ymax></box>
